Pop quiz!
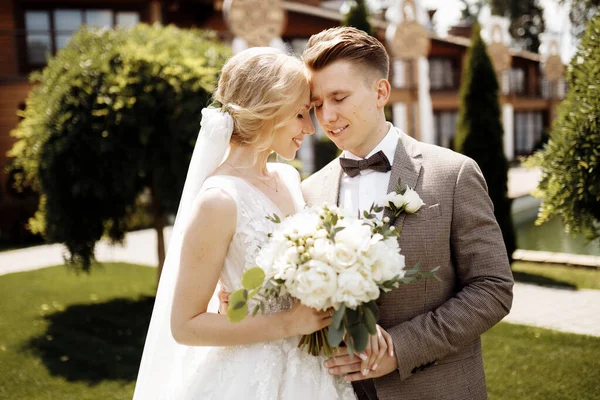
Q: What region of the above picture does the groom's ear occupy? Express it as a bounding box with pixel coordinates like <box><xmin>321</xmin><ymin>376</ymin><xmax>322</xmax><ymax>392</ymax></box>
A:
<box><xmin>375</xmin><ymin>78</ymin><xmax>391</xmax><ymax>109</ymax></box>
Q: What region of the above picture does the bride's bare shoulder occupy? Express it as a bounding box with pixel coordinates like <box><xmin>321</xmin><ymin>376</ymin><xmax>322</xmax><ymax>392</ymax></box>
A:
<box><xmin>187</xmin><ymin>187</ymin><xmax>237</xmax><ymax>234</ymax></box>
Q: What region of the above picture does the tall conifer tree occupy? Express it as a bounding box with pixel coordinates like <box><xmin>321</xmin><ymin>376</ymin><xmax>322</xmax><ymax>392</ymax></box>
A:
<box><xmin>455</xmin><ymin>24</ymin><xmax>516</xmax><ymax>263</ymax></box>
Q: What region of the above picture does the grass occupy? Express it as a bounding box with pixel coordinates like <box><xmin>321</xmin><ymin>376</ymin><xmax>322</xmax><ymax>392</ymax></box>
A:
<box><xmin>512</xmin><ymin>261</ymin><xmax>600</xmax><ymax>290</ymax></box>
<box><xmin>0</xmin><ymin>263</ymin><xmax>156</xmax><ymax>400</ymax></box>
<box><xmin>0</xmin><ymin>264</ymin><xmax>599</xmax><ymax>399</ymax></box>
<box><xmin>483</xmin><ymin>323</ymin><xmax>600</xmax><ymax>400</ymax></box>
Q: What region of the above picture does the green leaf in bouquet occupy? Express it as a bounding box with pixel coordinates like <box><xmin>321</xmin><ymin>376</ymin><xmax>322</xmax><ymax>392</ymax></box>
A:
<box><xmin>364</xmin><ymin>300</ymin><xmax>379</xmax><ymax>320</ymax></box>
<box><xmin>227</xmin><ymin>303</ymin><xmax>248</xmax><ymax>323</ymax></box>
<box><xmin>266</xmin><ymin>213</ymin><xmax>281</xmax><ymax>223</ymax></box>
<box><xmin>404</xmin><ymin>261</ymin><xmax>423</xmax><ymax>277</ymax></box>
<box><xmin>331</xmin><ymin>226</ymin><xmax>345</xmax><ymax>241</ymax></box>
<box><xmin>333</xmin><ymin>305</ymin><xmax>346</xmax><ymax>330</ymax></box>
<box><xmin>327</xmin><ymin>324</ymin><xmax>345</xmax><ymax>348</ymax></box>
<box><xmin>229</xmin><ymin>289</ymin><xmax>248</xmax><ymax>310</ymax></box>
<box><xmin>241</xmin><ymin>267</ymin><xmax>266</xmax><ymax>290</ymax></box>
<box><xmin>363</xmin><ymin>306</ymin><xmax>377</xmax><ymax>335</ymax></box>
<box><xmin>252</xmin><ymin>304</ymin><xmax>260</xmax><ymax>317</ymax></box>
<box><xmin>345</xmin><ymin>307</ymin><xmax>361</xmax><ymax>326</ymax></box>
<box><xmin>331</xmin><ymin>213</ymin><xmax>338</xmax><ymax>226</ymax></box>
<box><xmin>348</xmin><ymin>323</ymin><xmax>370</xmax><ymax>353</ymax></box>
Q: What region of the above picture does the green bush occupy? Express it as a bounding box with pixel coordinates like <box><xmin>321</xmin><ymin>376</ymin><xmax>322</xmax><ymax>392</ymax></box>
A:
<box><xmin>8</xmin><ymin>24</ymin><xmax>231</xmax><ymax>271</ymax></box>
<box><xmin>525</xmin><ymin>14</ymin><xmax>600</xmax><ymax>242</ymax></box>
<box><xmin>455</xmin><ymin>24</ymin><xmax>516</xmax><ymax>262</ymax></box>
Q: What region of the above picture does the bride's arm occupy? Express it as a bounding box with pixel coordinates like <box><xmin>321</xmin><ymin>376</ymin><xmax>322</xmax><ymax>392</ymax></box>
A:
<box><xmin>171</xmin><ymin>188</ymin><xmax>331</xmax><ymax>347</ymax></box>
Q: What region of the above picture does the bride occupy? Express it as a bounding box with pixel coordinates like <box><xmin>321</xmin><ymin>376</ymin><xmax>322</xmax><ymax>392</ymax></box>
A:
<box><xmin>134</xmin><ymin>48</ymin><xmax>383</xmax><ymax>399</ymax></box>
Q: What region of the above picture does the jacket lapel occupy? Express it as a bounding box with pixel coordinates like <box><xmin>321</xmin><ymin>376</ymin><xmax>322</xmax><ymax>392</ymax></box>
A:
<box><xmin>383</xmin><ymin>129</ymin><xmax>423</xmax><ymax>229</ymax></box>
<box><xmin>322</xmin><ymin>158</ymin><xmax>343</xmax><ymax>207</ymax></box>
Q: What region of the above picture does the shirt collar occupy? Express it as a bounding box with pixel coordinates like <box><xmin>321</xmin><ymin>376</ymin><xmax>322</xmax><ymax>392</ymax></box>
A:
<box><xmin>342</xmin><ymin>123</ymin><xmax>398</xmax><ymax>165</ymax></box>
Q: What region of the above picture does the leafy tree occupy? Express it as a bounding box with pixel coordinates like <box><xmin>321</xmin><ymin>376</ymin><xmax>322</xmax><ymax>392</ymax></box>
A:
<box><xmin>455</xmin><ymin>24</ymin><xmax>516</xmax><ymax>262</ymax></box>
<box><xmin>559</xmin><ymin>0</ymin><xmax>599</xmax><ymax>39</ymax></box>
<box><xmin>524</xmin><ymin>14</ymin><xmax>600</xmax><ymax>242</ymax></box>
<box><xmin>463</xmin><ymin>0</ymin><xmax>545</xmax><ymax>52</ymax></box>
<box><xmin>343</xmin><ymin>0</ymin><xmax>373</xmax><ymax>35</ymax></box>
<box><xmin>9</xmin><ymin>24</ymin><xmax>231</xmax><ymax>276</ymax></box>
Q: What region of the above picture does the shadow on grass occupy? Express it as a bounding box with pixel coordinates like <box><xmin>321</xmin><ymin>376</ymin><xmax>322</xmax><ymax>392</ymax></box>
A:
<box><xmin>25</xmin><ymin>296</ymin><xmax>154</xmax><ymax>384</ymax></box>
<box><xmin>512</xmin><ymin>270</ymin><xmax>577</xmax><ymax>290</ymax></box>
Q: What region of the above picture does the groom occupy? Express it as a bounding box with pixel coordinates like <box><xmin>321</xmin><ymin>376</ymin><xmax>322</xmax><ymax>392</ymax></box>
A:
<box><xmin>301</xmin><ymin>27</ymin><xmax>513</xmax><ymax>399</ymax></box>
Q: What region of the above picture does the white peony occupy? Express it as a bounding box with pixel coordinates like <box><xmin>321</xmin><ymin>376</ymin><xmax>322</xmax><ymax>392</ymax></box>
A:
<box><xmin>403</xmin><ymin>187</ymin><xmax>425</xmax><ymax>213</ymax></box>
<box><xmin>334</xmin><ymin>219</ymin><xmax>372</xmax><ymax>253</ymax></box>
<box><xmin>288</xmin><ymin>260</ymin><xmax>337</xmax><ymax>310</ymax></box>
<box><xmin>309</xmin><ymin>237</ymin><xmax>334</xmax><ymax>261</ymax></box>
<box><xmin>334</xmin><ymin>267</ymin><xmax>380</xmax><ymax>309</ymax></box>
<box><xmin>367</xmin><ymin>239</ymin><xmax>405</xmax><ymax>283</ymax></box>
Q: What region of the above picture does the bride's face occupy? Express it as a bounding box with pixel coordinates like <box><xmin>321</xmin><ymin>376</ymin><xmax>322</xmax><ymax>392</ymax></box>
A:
<box><xmin>270</xmin><ymin>97</ymin><xmax>315</xmax><ymax>160</ymax></box>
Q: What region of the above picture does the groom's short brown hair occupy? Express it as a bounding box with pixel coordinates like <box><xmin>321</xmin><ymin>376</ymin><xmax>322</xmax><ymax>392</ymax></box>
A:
<box><xmin>302</xmin><ymin>27</ymin><xmax>389</xmax><ymax>79</ymax></box>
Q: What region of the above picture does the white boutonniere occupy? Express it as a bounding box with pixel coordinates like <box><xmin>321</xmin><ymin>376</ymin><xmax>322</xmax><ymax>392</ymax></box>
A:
<box><xmin>381</xmin><ymin>179</ymin><xmax>425</xmax><ymax>221</ymax></box>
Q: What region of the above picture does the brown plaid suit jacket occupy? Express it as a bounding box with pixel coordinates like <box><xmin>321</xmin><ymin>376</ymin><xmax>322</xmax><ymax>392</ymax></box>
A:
<box><xmin>301</xmin><ymin>128</ymin><xmax>514</xmax><ymax>400</ymax></box>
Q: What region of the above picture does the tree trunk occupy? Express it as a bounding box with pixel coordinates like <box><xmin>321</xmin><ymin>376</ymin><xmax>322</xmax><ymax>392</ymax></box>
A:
<box><xmin>150</xmin><ymin>188</ymin><xmax>167</xmax><ymax>285</ymax></box>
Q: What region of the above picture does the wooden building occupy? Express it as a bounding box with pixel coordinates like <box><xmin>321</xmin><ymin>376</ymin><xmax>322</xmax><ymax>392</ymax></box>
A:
<box><xmin>0</xmin><ymin>0</ymin><xmax>565</xmax><ymax>242</ymax></box>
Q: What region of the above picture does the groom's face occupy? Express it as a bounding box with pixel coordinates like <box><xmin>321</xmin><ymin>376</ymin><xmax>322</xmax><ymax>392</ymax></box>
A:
<box><xmin>308</xmin><ymin>60</ymin><xmax>382</xmax><ymax>157</ymax></box>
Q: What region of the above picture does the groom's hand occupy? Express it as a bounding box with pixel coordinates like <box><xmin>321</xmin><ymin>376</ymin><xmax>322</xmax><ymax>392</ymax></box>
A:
<box><xmin>217</xmin><ymin>289</ymin><xmax>229</xmax><ymax>314</ymax></box>
<box><xmin>325</xmin><ymin>328</ymin><xmax>398</xmax><ymax>382</ymax></box>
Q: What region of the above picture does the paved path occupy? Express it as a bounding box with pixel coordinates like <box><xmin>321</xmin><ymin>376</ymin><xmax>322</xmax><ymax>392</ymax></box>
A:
<box><xmin>1</xmin><ymin>227</ymin><xmax>599</xmax><ymax>338</ymax></box>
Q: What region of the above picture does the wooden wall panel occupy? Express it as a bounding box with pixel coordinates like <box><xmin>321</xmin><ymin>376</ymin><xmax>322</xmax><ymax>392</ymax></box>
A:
<box><xmin>0</xmin><ymin>0</ymin><xmax>18</xmax><ymax>76</ymax></box>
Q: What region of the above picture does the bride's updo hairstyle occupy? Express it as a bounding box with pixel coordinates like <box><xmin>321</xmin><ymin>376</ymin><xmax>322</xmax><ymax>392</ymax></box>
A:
<box><xmin>213</xmin><ymin>48</ymin><xmax>309</xmax><ymax>153</ymax></box>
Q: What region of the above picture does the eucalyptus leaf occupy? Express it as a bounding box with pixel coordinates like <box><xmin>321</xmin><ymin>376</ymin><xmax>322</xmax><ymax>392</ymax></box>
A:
<box><xmin>241</xmin><ymin>267</ymin><xmax>266</xmax><ymax>290</ymax></box>
<box><xmin>345</xmin><ymin>307</ymin><xmax>360</xmax><ymax>326</ymax></box>
<box><xmin>363</xmin><ymin>306</ymin><xmax>377</xmax><ymax>335</ymax></box>
<box><xmin>364</xmin><ymin>300</ymin><xmax>379</xmax><ymax>321</ymax></box>
<box><xmin>327</xmin><ymin>324</ymin><xmax>345</xmax><ymax>348</ymax></box>
<box><xmin>227</xmin><ymin>303</ymin><xmax>248</xmax><ymax>323</ymax></box>
<box><xmin>333</xmin><ymin>305</ymin><xmax>346</xmax><ymax>330</ymax></box>
<box><xmin>229</xmin><ymin>289</ymin><xmax>248</xmax><ymax>310</ymax></box>
<box><xmin>348</xmin><ymin>323</ymin><xmax>369</xmax><ymax>353</ymax></box>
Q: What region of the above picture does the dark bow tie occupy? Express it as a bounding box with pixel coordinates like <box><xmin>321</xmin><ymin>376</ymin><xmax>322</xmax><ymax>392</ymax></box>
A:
<box><xmin>339</xmin><ymin>150</ymin><xmax>392</xmax><ymax>177</ymax></box>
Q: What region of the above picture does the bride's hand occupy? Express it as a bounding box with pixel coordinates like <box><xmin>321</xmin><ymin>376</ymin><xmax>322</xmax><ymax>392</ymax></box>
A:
<box><xmin>283</xmin><ymin>301</ymin><xmax>332</xmax><ymax>336</ymax></box>
<box><xmin>357</xmin><ymin>325</ymin><xmax>393</xmax><ymax>375</ymax></box>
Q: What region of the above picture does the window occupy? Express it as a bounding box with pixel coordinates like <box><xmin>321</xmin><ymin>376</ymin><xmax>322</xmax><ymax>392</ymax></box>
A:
<box><xmin>508</xmin><ymin>68</ymin><xmax>526</xmax><ymax>95</ymax></box>
<box><xmin>433</xmin><ymin>111</ymin><xmax>458</xmax><ymax>150</ymax></box>
<box><xmin>22</xmin><ymin>8</ymin><xmax>141</xmax><ymax>70</ymax></box>
<box><xmin>514</xmin><ymin>111</ymin><xmax>545</xmax><ymax>156</ymax></box>
<box><xmin>429</xmin><ymin>58</ymin><xmax>458</xmax><ymax>90</ymax></box>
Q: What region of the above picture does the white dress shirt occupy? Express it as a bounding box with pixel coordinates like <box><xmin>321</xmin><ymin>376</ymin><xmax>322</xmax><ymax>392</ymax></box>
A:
<box><xmin>339</xmin><ymin>124</ymin><xmax>399</xmax><ymax>220</ymax></box>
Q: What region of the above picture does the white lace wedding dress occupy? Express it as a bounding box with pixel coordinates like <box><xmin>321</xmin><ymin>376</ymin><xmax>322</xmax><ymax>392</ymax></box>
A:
<box><xmin>177</xmin><ymin>163</ymin><xmax>356</xmax><ymax>400</ymax></box>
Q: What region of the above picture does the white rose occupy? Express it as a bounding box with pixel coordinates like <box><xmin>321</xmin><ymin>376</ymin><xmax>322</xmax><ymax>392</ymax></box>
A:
<box><xmin>403</xmin><ymin>188</ymin><xmax>425</xmax><ymax>213</ymax></box>
<box><xmin>287</xmin><ymin>260</ymin><xmax>337</xmax><ymax>310</ymax></box>
<box><xmin>334</xmin><ymin>267</ymin><xmax>380</xmax><ymax>309</ymax></box>
<box><xmin>329</xmin><ymin>243</ymin><xmax>358</xmax><ymax>271</ymax></box>
<box><xmin>309</xmin><ymin>237</ymin><xmax>334</xmax><ymax>261</ymax></box>
<box><xmin>382</xmin><ymin>191</ymin><xmax>406</xmax><ymax>208</ymax></box>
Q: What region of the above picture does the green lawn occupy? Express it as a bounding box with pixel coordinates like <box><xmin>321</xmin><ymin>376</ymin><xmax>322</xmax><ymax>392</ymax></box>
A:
<box><xmin>0</xmin><ymin>264</ymin><xmax>599</xmax><ymax>399</ymax></box>
<box><xmin>0</xmin><ymin>263</ymin><xmax>156</xmax><ymax>400</ymax></box>
<box><xmin>512</xmin><ymin>261</ymin><xmax>600</xmax><ymax>290</ymax></box>
<box><xmin>483</xmin><ymin>323</ymin><xmax>600</xmax><ymax>400</ymax></box>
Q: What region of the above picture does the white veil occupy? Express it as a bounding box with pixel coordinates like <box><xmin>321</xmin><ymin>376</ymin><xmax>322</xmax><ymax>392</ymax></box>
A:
<box><xmin>133</xmin><ymin>107</ymin><xmax>233</xmax><ymax>399</ymax></box>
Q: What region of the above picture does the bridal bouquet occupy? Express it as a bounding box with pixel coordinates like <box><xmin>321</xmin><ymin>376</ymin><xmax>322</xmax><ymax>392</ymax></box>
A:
<box><xmin>227</xmin><ymin>202</ymin><xmax>437</xmax><ymax>357</ymax></box>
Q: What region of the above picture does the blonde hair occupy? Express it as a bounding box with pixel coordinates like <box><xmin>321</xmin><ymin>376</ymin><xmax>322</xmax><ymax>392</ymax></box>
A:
<box><xmin>303</xmin><ymin>27</ymin><xmax>389</xmax><ymax>80</ymax></box>
<box><xmin>214</xmin><ymin>48</ymin><xmax>309</xmax><ymax>153</ymax></box>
